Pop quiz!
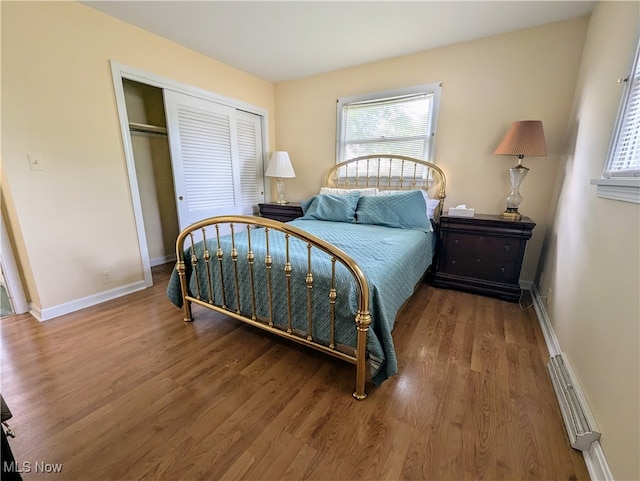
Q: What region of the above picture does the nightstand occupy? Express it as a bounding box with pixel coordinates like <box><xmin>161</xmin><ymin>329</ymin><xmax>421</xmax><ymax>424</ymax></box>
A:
<box><xmin>258</xmin><ymin>202</ymin><xmax>303</xmax><ymax>222</ymax></box>
<box><xmin>433</xmin><ymin>214</ymin><xmax>535</xmax><ymax>302</ymax></box>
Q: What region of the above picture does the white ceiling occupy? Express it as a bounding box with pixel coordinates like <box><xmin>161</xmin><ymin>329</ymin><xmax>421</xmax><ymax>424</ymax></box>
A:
<box><xmin>83</xmin><ymin>1</ymin><xmax>597</xmax><ymax>83</ymax></box>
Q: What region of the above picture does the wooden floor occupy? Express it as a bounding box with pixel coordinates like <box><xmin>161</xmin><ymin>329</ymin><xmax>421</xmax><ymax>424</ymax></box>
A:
<box><xmin>0</xmin><ymin>264</ymin><xmax>589</xmax><ymax>481</ymax></box>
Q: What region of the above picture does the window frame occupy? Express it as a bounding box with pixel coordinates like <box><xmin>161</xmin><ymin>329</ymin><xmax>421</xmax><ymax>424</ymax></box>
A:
<box><xmin>335</xmin><ymin>82</ymin><xmax>442</xmax><ymax>164</ymax></box>
<box><xmin>591</xmin><ymin>39</ymin><xmax>640</xmax><ymax>204</ymax></box>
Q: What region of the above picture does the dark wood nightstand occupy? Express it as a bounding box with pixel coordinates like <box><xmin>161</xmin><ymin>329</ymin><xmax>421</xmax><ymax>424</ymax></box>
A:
<box><xmin>433</xmin><ymin>214</ymin><xmax>535</xmax><ymax>302</ymax></box>
<box><xmin>258</xmin><ymin>202</ymin><xmax>303</xmax><ymax>222</ymax></box>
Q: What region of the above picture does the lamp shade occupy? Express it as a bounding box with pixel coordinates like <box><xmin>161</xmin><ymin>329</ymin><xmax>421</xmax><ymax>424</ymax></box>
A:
<box><xmin>494</xmin><ymin>120</ymin><xmax>547</xmax><ymax>157</ymax></box>
<box><xmin>265</xmin><ymin>151</ymin><xmax>296</xmax><ymax>178</ymax></box>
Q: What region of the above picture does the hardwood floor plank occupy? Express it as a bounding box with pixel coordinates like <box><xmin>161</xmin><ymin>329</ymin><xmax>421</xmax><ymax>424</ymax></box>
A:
<box><xmin>461</xmin><ymin>370</ymin><xmax>499</xmax><ymax>480</ymax></box>
<box><xmin>0</xmin><ymin>264</ymin><xmax>590</xmax><ymax>480</ymax></box>
<box><xmin>279</xmin><ymin>443</ymin><xmax>318</xmax><ymax>481</ymax></box>
<box><xmin>238</xmin><ymin>428</ymin><xmax>303</xmax><ymax>481</ymax></box>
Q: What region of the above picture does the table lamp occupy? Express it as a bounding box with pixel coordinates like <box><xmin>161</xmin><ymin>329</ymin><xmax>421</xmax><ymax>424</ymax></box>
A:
<box><xmin>265</xmin><ymin>151</ymin><xmax>296</xmax><ymax>204</ymax></box>
<box><xmin>494</xmin><ymin>120</ymin><xmax>547</xmax><ymax>220</ymax></box>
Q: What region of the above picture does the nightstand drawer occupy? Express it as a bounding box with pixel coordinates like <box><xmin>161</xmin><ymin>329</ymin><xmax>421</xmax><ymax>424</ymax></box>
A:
<box><xmin>440</xmin><ymin>253</ymin><xmax>519</xmax><ymax>284</ymax></box>
<box><xmin>445</xmin><ymin>233</ymin><xmax>520</xmax><ymax>262</ymax></box>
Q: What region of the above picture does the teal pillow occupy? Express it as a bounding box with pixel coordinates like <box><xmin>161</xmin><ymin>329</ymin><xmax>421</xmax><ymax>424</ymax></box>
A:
<box><xmin>299</xmin><ymin>191</ymin><xmax>360</xmax><ymax>223</ymax></box>
<box><xmin>355</xmin><ymin>190</ymin><xmax>432</xmax><ymax>232</ymax></box>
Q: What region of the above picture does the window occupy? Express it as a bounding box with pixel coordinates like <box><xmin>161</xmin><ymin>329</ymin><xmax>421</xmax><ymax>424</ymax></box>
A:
<box><xmin>336</xmin><ymin>83</ymin><xmax>441</xmax><ymax>163</ymax></box>
<box><xmin>592</xmin><ymin>40</ymin><xmax>640</xmax><ymax>203</ymax></box>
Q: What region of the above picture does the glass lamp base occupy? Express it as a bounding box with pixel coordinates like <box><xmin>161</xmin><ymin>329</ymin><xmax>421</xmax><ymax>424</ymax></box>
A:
<box><xmin>275</xmin><ymin>177</ymin><xmax>289</xmax><ymax>204</ymax></box>
<box><xmin>501</xmin><ymin>163</ymin><xmax>528</xmax><ymax>221</ymax></box>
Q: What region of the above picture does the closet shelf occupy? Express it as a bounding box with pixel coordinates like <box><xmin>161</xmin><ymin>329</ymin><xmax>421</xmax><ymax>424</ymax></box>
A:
<box><xmin>129</xmin><ymin>122</ymin><xmax>167</xmax><ymax>136</ymax></box>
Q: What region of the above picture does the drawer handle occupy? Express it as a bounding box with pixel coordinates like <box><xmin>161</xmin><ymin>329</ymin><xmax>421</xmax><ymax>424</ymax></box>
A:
<box><xmin>504</xmin><ymin>245</ymin><xmax>510</xmax><ymax>251</ymax></box>
<box><xmin>450</xmin><ymin>260</ymin><xmax>456</xmax><ymax>266</ymax></box>
<box><xmin>453</xmin><ymin>239</ymin><xmax>459</xmax><ymax>245</ymax></box>
<box><xmin>500</xmin><ymin>267</ymin><xmax>505</xmax><ymax>273</ymax></box>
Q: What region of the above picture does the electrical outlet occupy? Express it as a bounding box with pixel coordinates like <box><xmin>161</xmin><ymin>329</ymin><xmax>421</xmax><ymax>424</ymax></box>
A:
<box><xmin>101</xmin><ymin>271</ymin><xmax>111</xmax><ymax>284</ymax></box>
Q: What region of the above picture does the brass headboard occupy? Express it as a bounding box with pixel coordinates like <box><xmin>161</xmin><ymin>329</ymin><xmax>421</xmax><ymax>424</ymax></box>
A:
<box><xmin>324</xmin><ymin>154</ymin><xmax>447</xmax><ymax>220</ymax></box>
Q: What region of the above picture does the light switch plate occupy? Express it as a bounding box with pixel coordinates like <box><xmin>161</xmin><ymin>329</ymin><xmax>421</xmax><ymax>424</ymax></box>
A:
<box><xmin>28</xmin><ymin>153</ymin><xmax>45</xmax><ymax>171</ymax></box>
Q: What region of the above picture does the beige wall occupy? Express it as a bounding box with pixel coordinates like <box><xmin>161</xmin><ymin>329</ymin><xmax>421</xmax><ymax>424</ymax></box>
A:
<box><xmin>537</xmin><ymin>2</ymin><xmax>639</xmax><ymax>479</ymax></box>
<box><xmin>1</xmin><ymin>1</ymin><xmax>275</xmax><ymax>311</ymax></box>
<box><xmin>274</xmin><ymin>17</ymin><xmax>589</xmax><ymax>283</ymax></box>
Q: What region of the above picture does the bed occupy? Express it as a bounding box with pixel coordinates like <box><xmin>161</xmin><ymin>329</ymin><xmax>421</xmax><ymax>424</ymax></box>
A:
<box><xmin>166</xmin><ymin>154</ymin><xmax>446</xmax><ymax>399</ymax></box>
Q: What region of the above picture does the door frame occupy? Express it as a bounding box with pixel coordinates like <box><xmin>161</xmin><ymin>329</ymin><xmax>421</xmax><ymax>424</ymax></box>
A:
<box><xmin>110</xmin><ymin>61</ymin><xmax>271</xmax><ymax>287</ymax></box>
<box><xmin>0</xmin><ymin>211</ymin><xmax>29</xmax><ymax>315</ymax></box>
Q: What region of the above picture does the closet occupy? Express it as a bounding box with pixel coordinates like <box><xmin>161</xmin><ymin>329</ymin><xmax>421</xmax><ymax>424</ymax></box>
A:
<box><xmin>123</xmin><ymin>79</ymin><xmax>178</xmax><ymax>267</ymax></box>
<box><xmin>121</xmin><ymin>79</ymin><xmax>265</xmax><ymax>268</ymax></box>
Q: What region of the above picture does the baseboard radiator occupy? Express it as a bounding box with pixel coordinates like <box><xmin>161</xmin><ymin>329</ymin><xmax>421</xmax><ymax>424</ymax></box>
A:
<box><xmin>548</xmin><ymin>353</ymin><xmax>601</xmax><ymax>451</ymax></box>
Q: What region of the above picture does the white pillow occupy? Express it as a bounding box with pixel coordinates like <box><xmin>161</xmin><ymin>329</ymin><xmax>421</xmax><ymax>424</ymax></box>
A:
<box><xmin>320</xmin><ymin>187</ymin><xmax>378</xmax><ymax>197</ymax></box>
<box><xmin>378</xmin><ymin>190</ymin><xmax>439</xmax><ymax>220</ymax></box>
<box><xmin>425</xmin><ymin>198</ymin><xmax>440</xmax><ymax>220</ymax></box>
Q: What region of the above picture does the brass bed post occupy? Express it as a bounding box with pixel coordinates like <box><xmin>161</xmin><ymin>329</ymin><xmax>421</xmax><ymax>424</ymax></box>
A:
<box><xmin>351</xmin><ymin>261</ymin><xmax>371</xmax><ymax>401</ymax></box>
<box><xmin>354</xmin><ymin>310</ymin><xmax>372</xmax><ymax>400</ymax></box>
<box><xmin>175</xmin><ymin>231</ymin><xmax>193</xmax><ymax>322</ymax></box>
<box><xmin>176</xmin><ymin>259</ymin><xmax>192</xmax><ymax>322</ymax></box>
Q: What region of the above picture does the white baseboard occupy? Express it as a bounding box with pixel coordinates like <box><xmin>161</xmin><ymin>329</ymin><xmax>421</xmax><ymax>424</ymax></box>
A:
<box><xmin>529</xmin><ymin>285</ymin><xmax>612</xmax><ymax>481</ymax></box>
<box><xmin>33</xmin><ymin>281</ymin><xmax>147</xmax><ymax>322</ymax></box>
<box><xmin>530</xmin><ymin>283</ymin><xmax>562</xmax><ymax>356</ymax></box>
<box><xmin>584</xmin><ymin>441</ymin><xmax>614</xmax><ymax>481</ymax></box>
<box><xmin>150</xmin><ymin>254</ymin><xmax>176</xmax><ymax>267</ymax></box>
<box><xmin>28</xmin><ymin>304</ymin><xmax>43</xmax><ymax>322</ymax></box>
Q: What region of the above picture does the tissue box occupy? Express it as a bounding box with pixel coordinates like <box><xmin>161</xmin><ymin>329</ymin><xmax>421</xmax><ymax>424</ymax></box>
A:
<box><xmin>448</xmin><ymin>206</ymin><xmax>475</xmax><ymax>217</ymax></box>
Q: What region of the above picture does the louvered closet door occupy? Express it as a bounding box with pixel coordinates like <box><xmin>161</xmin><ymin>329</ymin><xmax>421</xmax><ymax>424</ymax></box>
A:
<box><xmin>164</xmin><ymin>91</ymin><xmax>264</xmax><ymax>231</ymax></box>
<box><xmin>236</xmin><ymin>110</ymin><xmax>265</xmax><ymax>215</ymax></box>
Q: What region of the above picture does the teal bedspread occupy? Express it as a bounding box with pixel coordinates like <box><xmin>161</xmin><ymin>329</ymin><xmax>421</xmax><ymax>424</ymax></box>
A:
<box><xmin>166</xmin><ymin>220</ymin><xmax>435</xmax><ymax>385</ymax></box>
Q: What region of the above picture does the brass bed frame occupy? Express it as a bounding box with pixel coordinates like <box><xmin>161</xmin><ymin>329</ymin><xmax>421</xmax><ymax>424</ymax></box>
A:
<box><xmin>173</xmin><ymin>154</ymin><xmax>446</xmax><ymax>399</ymax></box>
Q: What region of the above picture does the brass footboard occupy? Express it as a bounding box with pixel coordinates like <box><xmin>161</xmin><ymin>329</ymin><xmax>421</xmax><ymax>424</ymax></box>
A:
<box><xmin>175</xmin><ymin>215</ymin><xmax>372</xmax><ymax>400</ymax></box>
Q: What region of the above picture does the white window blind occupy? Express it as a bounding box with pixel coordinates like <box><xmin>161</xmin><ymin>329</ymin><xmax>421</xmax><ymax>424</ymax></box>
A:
<box><xmin>337</xmin><ymin>83</ymin><xmax>441</xmax><ymax>166</ymax></box>
<box><xmin>605</xmin><ymin>41</ymin><xmax>640</xmax><ymax>177</ymax></box>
